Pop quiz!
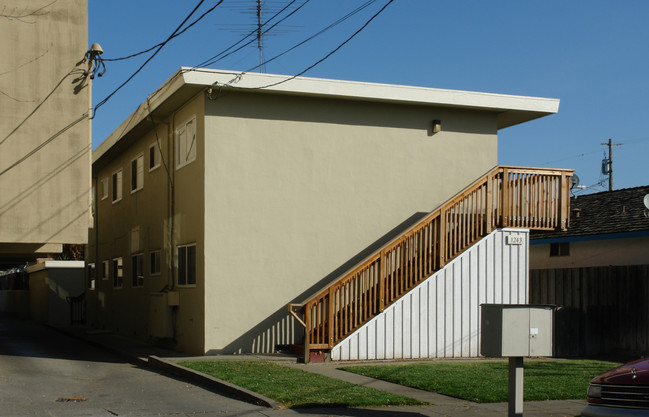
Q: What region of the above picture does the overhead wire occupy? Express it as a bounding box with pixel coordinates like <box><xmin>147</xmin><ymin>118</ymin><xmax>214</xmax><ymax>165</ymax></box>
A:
<box><xmin>236</xmin><ymin>0</ymin><xmax>395</xmax><ymax>90</ymax></box>
<box><xmin>192</xmin><ymin>0</ymin><xmax>308</xmax><ymax>69</ymax></box>
<box><xmin>92</xmin><ymin>0</ymin><xmax>224</xmax><ymax>118</ymax></box>
<box><xmin>102</xmin><ymin>1</ymin><xmax>223</xmax><ymax>62</ymax></box>
<box><xmin>244</xmin><ymin>0</ymin><xmax>377</xmax><ymax>73</ymax></box>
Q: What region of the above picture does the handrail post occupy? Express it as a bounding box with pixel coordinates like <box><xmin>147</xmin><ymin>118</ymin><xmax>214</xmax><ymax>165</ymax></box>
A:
<box><xmin>486</xmin><ymin>173</ymin><xmax>493</xmax><ymax>233</ymax></box>
<box><xmin>379</xmin><ymin>249</ymin><xmax>386</xmax><ymax>312</ymax></box>
<box><xmin>328</xmin><ymin>286</ymin><xmax>335</xmax><ymax>348</ymax></box>
<box><xmin>304</xmin><ymin>303</ymin><xmax>311</xmax><ymax>363</ymax></box>
<box><xmin>439</xmin><ymin>208</ymin><xmax>446</xmax><ymax>268</ymax></box>
<box><xmin>560</xmin><ymin>172</ymin><xmax>570</xmax><ymax>230</ymax></box>
<box><xmin>501</xmin><ymin>168</ymin><xmax>510</xmax><ymax>227</ymax></box>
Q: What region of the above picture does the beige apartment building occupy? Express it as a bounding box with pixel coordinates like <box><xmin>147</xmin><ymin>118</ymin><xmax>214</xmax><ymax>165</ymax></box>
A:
<box><xmin>0</xmin><ymin>0</ymin><xmax>91</xmax><ymax>268</ymax></box>
<box><xmin>87</xmin><ymin>68</ymin><xmax>561</xmax><ymax>355</ymax></box>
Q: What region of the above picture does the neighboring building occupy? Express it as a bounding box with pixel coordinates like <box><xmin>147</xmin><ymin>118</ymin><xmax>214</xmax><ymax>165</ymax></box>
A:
<box><xmin>87</xmin><ymin>68</ymin><xmax>562</xmax><ymax>355</ymax></box>
<box><xmin>0</xmin><ymin>0</ymin><xmax>91</xmax><ymax>269</ymax></box>
<box><xmin>530</xmin><ymin>186</ymin><xmax>649</xmax><ymax>269</ymax></box>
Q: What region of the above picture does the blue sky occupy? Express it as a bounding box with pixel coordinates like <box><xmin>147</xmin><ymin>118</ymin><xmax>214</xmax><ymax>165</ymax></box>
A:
<box><xmin>89</xmin><ymin>0</ymin><xmax>649</xmax><ymax>193</ymax></box>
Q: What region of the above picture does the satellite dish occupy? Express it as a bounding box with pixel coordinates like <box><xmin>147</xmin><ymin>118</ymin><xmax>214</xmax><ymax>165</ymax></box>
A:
<box><xmin>644</xmin><ymin>194</ymin><xmax>649</xmax><ymax>209</ymax></box>
<box><xmin>570</xmin><ymin>175</ymin><xmax>580</xmax><ymax>190</ymax></box>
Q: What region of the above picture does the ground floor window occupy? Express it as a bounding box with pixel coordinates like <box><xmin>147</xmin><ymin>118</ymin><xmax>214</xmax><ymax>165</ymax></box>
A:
<box><xmin>112</xmin><ymin>257</ymin><xmax>123</xmax><ymax>288</ymax></box>
<box><xmin>149</xmin><ymin>250</ymin><xmax>161</xmax><ymax>276</ymax></box>
<box><xmin>132</xmin><ymin>254</ymin><xmax>144</xmax><ymax>287</ymax></box>
<box><xmin>550</xmin><ymin>242</ymin><xmax>570</xmax><ymax>257</ymax></box>
<box><xmin>177</xmin><ymin>244</ymin><xmax>196</xmax><ymax>286</ymax></box>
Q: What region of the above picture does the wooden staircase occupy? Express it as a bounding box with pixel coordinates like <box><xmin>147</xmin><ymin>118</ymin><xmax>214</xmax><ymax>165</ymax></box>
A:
<box><xmin>288</xmin><ymin>166</ymin><xmax>573</xmax><ymax>362</ymax></box>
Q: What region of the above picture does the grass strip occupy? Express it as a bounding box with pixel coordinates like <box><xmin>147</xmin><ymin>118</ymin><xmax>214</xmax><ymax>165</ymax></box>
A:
<box><xmin>340</xmin><ymin>359</ymin><xmax>620</xmax><ymax>403</ymax></box>
<box><xmin>178</xmin><ymin>360</ymin><xmax>426</xmax><ymax>408</ymax></box>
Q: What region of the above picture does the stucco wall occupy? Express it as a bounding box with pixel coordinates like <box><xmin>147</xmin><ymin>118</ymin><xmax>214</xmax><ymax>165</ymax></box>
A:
<box><xmin>530</xmin><ymin>235</ymin><xmax>649</xmax><ymax>269</ymax></box>
<box><xmin>202</xmin><ymin>91</ymin><xmax>499</xmax><ymax>353</ymax></box>
<box><xmin>0</xmin><ymin>0</ymin><xmax>90</xmax><ymax>247</ymax></box>
<box><xmin>87</xmin><ymin>95</ymin><xmax>206</xmax><ymax>354</ymax></box>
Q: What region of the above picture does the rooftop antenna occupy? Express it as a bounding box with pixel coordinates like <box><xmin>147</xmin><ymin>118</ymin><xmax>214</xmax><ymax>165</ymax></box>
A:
<box><xmin>218</xmin><ymin>1</ymin><xmax>302</xmax><ymax>73</ymax></box>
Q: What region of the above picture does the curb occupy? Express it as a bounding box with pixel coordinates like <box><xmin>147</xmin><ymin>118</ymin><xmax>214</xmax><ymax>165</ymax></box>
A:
<box><xmin>148</xmin><ymin>356</ymin><xmax>279</xmax><ymax>409</ymax></box>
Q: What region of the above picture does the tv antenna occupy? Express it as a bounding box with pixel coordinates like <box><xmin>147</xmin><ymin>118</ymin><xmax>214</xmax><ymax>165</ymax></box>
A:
<box><xmin>218</xmin><ymin>1</ymin><xmax>302</xmax><ymax>73</ymax></box>
<box><xmin>600</xmin><ymin>138</ymin><xmax>622</xmax><ymax>191</ymax></box>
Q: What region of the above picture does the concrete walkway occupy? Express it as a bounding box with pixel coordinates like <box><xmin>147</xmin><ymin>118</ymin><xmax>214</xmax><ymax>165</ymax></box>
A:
<box><xmin>51</xmin><ymin>323</ymin><xmax>586</xmax><ymax>416</ymax></box>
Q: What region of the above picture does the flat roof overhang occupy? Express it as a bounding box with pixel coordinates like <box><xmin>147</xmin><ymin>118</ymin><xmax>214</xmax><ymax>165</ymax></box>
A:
<box><xmin>94</xmin><ymin>68</ymin><xmax>560</xmax><ymax>168</ymax></box>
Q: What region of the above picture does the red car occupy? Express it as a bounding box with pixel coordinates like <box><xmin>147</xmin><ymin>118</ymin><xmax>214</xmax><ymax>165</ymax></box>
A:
<box><xmin>582</xmin><ymin>358</ymin><xmax>649</xmax><ymax>417</ymax></box>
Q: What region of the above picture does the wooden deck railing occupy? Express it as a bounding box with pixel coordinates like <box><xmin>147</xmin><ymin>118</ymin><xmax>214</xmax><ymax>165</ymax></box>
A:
<box><xmin>289</xmin><ymin>166</ymin><xmax>573</xmax><ymax>357</ymax></box>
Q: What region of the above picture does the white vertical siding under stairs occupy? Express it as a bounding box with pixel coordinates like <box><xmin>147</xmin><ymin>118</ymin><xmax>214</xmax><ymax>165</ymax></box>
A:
<box><xmin>331</xmin><ymin>228</ymin><xmax>529</xmax><ymax>361</ymax></box>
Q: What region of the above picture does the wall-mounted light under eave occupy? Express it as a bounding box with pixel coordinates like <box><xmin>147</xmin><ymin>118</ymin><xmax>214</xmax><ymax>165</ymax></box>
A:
<box><xmin>432</xmin><ymin>119</ymin><xmax>442</xmax><ymax>134</ymax></box>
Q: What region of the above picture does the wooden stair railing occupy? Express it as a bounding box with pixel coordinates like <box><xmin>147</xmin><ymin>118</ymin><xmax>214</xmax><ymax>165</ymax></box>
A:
<box><xmin>288</xmin><ymin>166</ymin><xmax>573</xmax><ymax>360</ymax></box>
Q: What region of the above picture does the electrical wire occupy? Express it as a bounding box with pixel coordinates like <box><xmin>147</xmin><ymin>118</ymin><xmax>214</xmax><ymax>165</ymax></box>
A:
<box><xmin>0</xmin><ymin>68</ymin><xmax>84</xmax><ymax>146</ymax></box>
<box><xmin>102</xmin><ymin>1</ymin><xmax>223</xmax><ymax>62</ymax></box>
<box><xmin>244</xmin><ymin>0</ymin><xmax>377</xmax><ymax>73</ymax></box>
<box><xmin>92</xmin><ymin>0</ymin><xmax>224</xmax><ymax>118</ymax></box>
<box><xmin>238</xmin><ymin>0</ymin><xmax>394</xmax><ymax>90</ymax></box>
<box><xmin>192</xmin><ymin>0</ymin><xmax>308</xmax><ymax>69</ymax></box>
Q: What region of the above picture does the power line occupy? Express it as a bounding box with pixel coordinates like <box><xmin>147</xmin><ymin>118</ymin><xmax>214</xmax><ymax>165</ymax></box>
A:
<box><xmin>193</xmin><ymin>0</ymin><xmax>308</xmax><ymax>69</ymax></box>
<box><xmin>102</xmin><ymin>1</ymin><xmax>223</xmax><ymax>62</ymax></box>
<box><xmin>244</xmin><ymin>0</ymin><xmax>377</xmax><ymax>73</ymax></box>
<box><xmin>237</xmin><ymin>0</ymin><xmax>395</xmax><ymax>90</ymax></box>
<box><xmin>92</xmin><ymin>0</ymin><xmax>224</xmax><ymax>118</ymax></box>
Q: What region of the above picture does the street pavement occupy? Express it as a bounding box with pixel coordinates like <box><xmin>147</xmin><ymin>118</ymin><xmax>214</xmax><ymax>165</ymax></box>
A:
<box><xmin>0</xmin><ymin>313</ymin><xmax>587</xmax><ymax>416</ymax></box>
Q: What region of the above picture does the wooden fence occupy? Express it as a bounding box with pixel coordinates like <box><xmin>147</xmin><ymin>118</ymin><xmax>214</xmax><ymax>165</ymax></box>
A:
<box><xmin>290</xmin><ymin>166</ymin><xmax>573</xmax><ymax>358</ymax></box>
<box><xmin>530</xmin><ymin>264</ymin><xmax>649</xmax><ymax>357</ymax></box>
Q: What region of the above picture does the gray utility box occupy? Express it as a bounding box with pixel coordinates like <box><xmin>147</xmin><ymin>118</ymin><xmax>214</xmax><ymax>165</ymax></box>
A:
<box><xmin>480</xmin><ymin>304</ymin><xmax>554</xmax><ymax>357</ymax></box>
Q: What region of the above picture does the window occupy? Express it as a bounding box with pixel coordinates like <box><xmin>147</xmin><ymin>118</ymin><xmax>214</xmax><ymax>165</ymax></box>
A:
<box><xmin>100</xmin><ymin>177</ymin><xmax>109</xmax><ymax>200</ymax></box>
<box><xmin>149</xmin><ymin>250</ymin><xmax>161</xmax><ymax>276</ymax></box>
<box><xmin>176</xmin><ymin>116</ymin><xmax>196</xmax><ymax>169</ymax></box>
<box><xmin>87</xmin><ymin>263</ymin><xmax>96</xmax><ymax>290</ymax></box>
<box><xmin>101</xmin><ymin>260</ymin><xmax>109</xmax><ymax>279</ymax></box>
<box><xmin>132</xmin><ymin>254</ymin><xmax>144</xmax><ymax>287</ymax></box>
<box><xmin>131</xmin><ymin>154</ymin><xmax>144</xmax><ymax>192</ymax></box>
<box><xmin>112</xmin><ymin>257</ymin><xmax>123</xmax><ymax>288</ymax></box>
<box><xmin>177</xmin><ymin>244</ymin><xmax>196</xmax><ymax>286</ymax></box>
<box><xmin>149</xmin><ymin>142</ymin><xmax>161</xmax><ymax>171</ymax></box>
<box><xmin>112</xmin><ymin>169</ymin><xmax>123</xmax><ymax>203</ymax></box>
<box><xmin>550</xmin><ymin>242</ymin><xmax>570</xmax><ymax>257</ymax></box>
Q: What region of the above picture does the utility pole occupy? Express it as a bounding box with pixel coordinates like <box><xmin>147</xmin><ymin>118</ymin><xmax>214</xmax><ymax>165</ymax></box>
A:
<box><xmin>256</xmin><ymin>0</ymin><xmax>263</xmax><ymax>73</ymax></box>
<box><xmin>600</xmin><ymin>138</ymin><xmax>621</xmax><ymax>192</ymax></box>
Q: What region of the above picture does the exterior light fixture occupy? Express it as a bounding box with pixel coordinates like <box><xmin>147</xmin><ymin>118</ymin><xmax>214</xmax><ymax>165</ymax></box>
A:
<box><xmin>432</xmin><ymin>119</ymin><xmax>442</xmax><ymax>133</ymax></box>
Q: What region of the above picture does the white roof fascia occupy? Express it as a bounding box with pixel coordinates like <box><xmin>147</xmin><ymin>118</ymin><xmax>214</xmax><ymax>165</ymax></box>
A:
<box><xmin>94</xmin><ymin>68</ymin><xmax>559</xmax><ymax>163</ymax></box>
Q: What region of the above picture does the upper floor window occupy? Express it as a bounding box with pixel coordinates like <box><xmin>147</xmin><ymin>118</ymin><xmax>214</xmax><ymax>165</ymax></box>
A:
<box><xmin>87</xmin><ymin>263</ymin><xmax>96</xmax><ymax>290</ymax></box>
<box><xmin>131</xmin><ymin>154</ymin><xmax>144</xmax><ymax>193</ymax></box>
<box><xmin>150</xmin><ymin>250</ymin><xmax>161</xmax><ymax>276</ymax></box>
<box><xmin>176</xmin><ymin>116</ymin><xmax>196</xmax><ymax>169</ymax></box>
<box><xmin>100</xmin><ymin>177</ymin><xmax>109</xmax><ymax>200</ymax></box>
<box><xmin>112</xmin><ymin>169</ymin><xmax>123</xmax><ymax>203</ymax></box>
<box><xmin>149</xmin><ymin>142</ymin><xmax>161</xmax><ymax>171</ymax></box>
<box><xmin>101</xmin><ymin>260</ymin><xmax>109</xmax><ymax>280</ymax></box>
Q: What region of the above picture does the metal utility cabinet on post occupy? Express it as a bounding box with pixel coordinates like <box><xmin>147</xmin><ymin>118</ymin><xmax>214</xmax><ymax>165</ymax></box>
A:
<box><xmin>480</xmin><ymin>304</ymin><xmax>554</xmax><ymax>417</ymax></box>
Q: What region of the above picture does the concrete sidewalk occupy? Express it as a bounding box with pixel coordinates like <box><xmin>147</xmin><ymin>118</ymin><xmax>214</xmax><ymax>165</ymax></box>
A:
<box><xmin>52</xmin><ymin>323</ymin><xmax>586</xmax><ymax>416</ymax></box>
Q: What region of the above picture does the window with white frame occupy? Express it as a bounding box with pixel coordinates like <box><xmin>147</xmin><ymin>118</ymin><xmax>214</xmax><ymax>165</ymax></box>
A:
<box><xmin>100</xmin><ymin>177</ymin><xmax>109</xmax><ymax>200</ymax></box>
<box><xmin>132</xmin><ymin>254</ymin><xmax>144</xmax><ymax>287</ymax></box>
<box><xmin>112</xmin><ymin>169</ymin><xmax>123</xmax><ymax>203</ymax></box>
<box><xmin>149</xmin><ymin>250</ymin><xmax>161</xmax><ymax>276</ymax></box>
<box><xmin>175</xmin><ymin>116</ymin><xmax>196</xmax><ymax>169</ymax></box>
<box><xmin>101</xmin><ymin>260</ymin><xmax>109</xmax><ymax>279</ymax></box>
<box><xmin>149</xmin><ymin>142</ymin><xmax>161</xmax><ymax>171</ymax></box>
<box><xmin>177</xmin><ymin>244</ymin><xmax>196</xmax><ymax>286</ymax></box>
<box><xmin>112</xmin><ymin>257</ymin><xmax>123</xmax><ymax>288</ymax></box>
<box><xmin>131</xmin><ymin>154</ymin><xmax>144</xmax><ymax>192</ymax></box>
<box><xmin>87</xmin><ymin>263</ymin><xmax>96</xmax><ymax>290</ymax></box>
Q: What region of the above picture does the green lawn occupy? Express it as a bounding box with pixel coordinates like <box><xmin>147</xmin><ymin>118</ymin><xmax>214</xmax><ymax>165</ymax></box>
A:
<box><xmin>340</xmin><ymin>359</ymin><xmax>619</xmax><ymax>403</ymax></box>
<box><xmin>178</xmin><ymin>360</ymin><xmax>426</xmax><ymax>408</ymax></box>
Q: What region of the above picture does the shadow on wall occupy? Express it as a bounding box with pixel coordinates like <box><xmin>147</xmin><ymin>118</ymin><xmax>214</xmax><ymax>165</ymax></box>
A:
<box><xmin>208</xmin><ymin>212</ymin><xmax>430</xmax><ymax>355</ymax></box>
